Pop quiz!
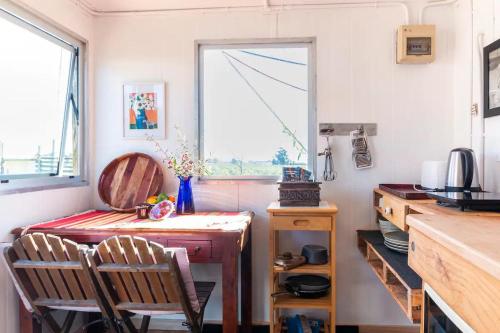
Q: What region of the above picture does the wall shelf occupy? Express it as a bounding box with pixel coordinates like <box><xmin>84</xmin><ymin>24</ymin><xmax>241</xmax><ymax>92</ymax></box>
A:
<box><xmin>357</xmin><ymin>230</ymin><xmax>422</xmax><ymax>323</ymax></box>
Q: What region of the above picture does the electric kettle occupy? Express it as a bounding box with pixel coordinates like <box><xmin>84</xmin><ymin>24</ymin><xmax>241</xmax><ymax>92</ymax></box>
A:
<box><xmin>445</xmin><ymin>148</ymin><xmax>481</xmax><ymax>192</ymax></box>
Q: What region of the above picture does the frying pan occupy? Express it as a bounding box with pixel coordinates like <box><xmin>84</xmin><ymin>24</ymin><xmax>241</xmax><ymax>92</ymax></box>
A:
<box><xmin>271</xmin><ymin>275</ymin><xmax>330</xmax><ymax>299</ymax></box>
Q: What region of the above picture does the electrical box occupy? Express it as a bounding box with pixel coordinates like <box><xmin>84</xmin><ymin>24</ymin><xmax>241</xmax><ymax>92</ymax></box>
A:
<box><xmin>397</xmin><ymin>25</ymin><xmax>436</xmax><ymax>64</ymax></box>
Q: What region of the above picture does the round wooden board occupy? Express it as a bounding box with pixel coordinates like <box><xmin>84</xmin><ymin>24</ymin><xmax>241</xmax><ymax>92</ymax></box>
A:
<box><xmin>98</xmin><ymin>153</ymin><xmax>164</xmax><ymax>212</ymax></box>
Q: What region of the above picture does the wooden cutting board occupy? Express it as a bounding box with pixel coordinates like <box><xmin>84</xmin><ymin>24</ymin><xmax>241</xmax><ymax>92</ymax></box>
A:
<box><xmin>98</xmin><ymin>153</ymin><xmax>163</xmax><ymax>212</ymax></box>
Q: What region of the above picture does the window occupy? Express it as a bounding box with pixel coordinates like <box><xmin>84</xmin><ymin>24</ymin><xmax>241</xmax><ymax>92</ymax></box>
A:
<box><xmin>0</xmin><ymin>4</ymin><xmax>85</xmax><ymax>193</ymax></box>
<box><xmin>197</xmin><ymin>39</ymin><xmax>316</xmax><ymax>180</ymax></box>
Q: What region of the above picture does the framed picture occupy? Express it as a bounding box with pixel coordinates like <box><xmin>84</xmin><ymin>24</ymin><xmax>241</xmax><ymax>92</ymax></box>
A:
<box><xmin>484</xmin><ymin>39</ymin><xmax>500</xmax><ymax>118</ymax></box>
<box><xmin>123</xmin><ymin>82</ymin><xmax>166</xmax><ymax>138</ymax></box>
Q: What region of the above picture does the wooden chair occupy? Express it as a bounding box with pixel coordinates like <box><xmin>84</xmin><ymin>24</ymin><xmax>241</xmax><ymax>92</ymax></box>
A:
<box><xmin>2</xmin><ymin>233</ymin><xmax>119</xmax><ymax>333</ymax></box>
<box><xmin>88</xmin><ymin>235</ymin><xmax>216</xmax><ymax>333</ymax></box>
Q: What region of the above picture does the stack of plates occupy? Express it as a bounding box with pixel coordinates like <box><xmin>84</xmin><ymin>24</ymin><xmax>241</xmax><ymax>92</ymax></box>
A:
<box><xmin>378</xmin><ymin>218</ymin><xmax>400</xmax><ymax>235</ymax></box>
<box><xmin>383</xmin><ymin>231</ymin><xmax>409</xmax><ymax>253</ymax></box>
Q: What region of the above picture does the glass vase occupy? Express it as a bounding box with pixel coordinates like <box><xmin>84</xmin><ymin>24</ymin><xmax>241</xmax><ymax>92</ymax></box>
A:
<box><xmin>176</xmin><ymin>176</ymin><xmax>195</xmax><ymax>215</ymax></box>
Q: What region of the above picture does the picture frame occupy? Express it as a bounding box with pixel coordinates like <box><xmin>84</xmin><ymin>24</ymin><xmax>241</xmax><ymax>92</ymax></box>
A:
<box><xmin>484</xmin><ymin>39</ymin><xmax>500</xmax><ymax>118</ymax></box>
<box><xmin>123</xmin><ymin>82</ymin><xmax>166</xmax><ymax>138</ymax></box>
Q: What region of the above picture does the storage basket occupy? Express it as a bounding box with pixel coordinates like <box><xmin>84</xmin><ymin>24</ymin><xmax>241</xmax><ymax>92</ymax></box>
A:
<box><xmin>278</xmin><ymin>181</ymin><xmax>321</xmax><ymax>206</ymax></box>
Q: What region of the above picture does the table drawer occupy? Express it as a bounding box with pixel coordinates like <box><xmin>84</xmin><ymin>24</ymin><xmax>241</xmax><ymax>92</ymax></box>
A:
<box><xmin>167</xmin><ymin>240</ymin><xmax>212</xmax><ymax>258</ymax></box>
<box><xmin>271</xmin><ymin>216</ymin><xmax>332</xmax><ymax>231</ymax></box>
<box><xmin>377</xmin><ymin>194</ymin><xmax>408</xmax><ymax>231</ymax></box>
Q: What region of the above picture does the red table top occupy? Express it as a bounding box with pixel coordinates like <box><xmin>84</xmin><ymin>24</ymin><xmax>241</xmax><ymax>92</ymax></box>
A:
<box><xmin>15</xmin><ymin>210</ymin><xmax>253</xmax><ymax>236</ymax></box>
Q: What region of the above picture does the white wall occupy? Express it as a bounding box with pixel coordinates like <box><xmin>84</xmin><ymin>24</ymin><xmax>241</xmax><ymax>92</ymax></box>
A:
<box><xmin>93</xmin><ymin>2</ymin><xmax>463</xmax><ymax>326</ymax></box>
<box><xmin>0</xmin><ymin>1</ymin><xmax>94</xmax><ymax>332</ymax></box>
<box><xmin>471</xmin><ymin>0</ymin><xmax>500</xmax><ymax>192</ymax></box>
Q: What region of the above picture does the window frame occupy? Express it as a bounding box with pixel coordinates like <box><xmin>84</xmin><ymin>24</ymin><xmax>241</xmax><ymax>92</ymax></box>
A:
<box><xmin>0</xmin><ymin>2</ymin><xmax>88</xmax><ymax>195</ymax></box>
<box><xmin>195</xmin><ymin>38</ymin><xmax>317</xmax><ymax>182</ymax></box>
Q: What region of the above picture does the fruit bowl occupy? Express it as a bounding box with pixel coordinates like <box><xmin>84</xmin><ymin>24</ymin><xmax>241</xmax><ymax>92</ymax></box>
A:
<box><xmin>149</xmin><ymin>200</ymin><xmax>175</xmax><ymax>220</ymax></box>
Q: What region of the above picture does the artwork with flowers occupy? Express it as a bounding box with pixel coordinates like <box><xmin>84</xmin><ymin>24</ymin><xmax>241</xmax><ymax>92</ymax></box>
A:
<box><xmin>123</xmin><ymin>82</ymin><xmax>166</xmax><ymax>138</ymax></box>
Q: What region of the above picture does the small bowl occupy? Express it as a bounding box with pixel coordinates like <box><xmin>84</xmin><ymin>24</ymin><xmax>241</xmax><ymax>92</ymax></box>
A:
<box><xmin>149</xmin><ymin>200</ymin><xmax>175</xmax><ymax>220</ymax></box>
<box><xmin>378</xmin><ymin>218</ymin><xmax>399</xmax><ymax>235</ymax></box>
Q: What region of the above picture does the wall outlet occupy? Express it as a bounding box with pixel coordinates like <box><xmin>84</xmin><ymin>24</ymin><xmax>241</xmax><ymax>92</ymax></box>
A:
<box><xmin>471</xmin><ymin>103</ymin><xmax>479</xmax><ymax>116</ymax></box>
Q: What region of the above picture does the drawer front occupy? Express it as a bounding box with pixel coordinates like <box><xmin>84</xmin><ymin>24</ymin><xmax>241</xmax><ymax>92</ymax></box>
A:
<box><xmin>167</xmin><ymin>240</ymin><xmax>212</xmax><ymax>258</ymax></box>
<box><xmin>379</xmin><ymin>195</ymin><xmax>408</xmax><ymax>230</ymax></box>
<box><xmin>271</xmin><ymin>215</ymin><xmax>332</xmax><ymax>231</ymax></box>
<box><xmin>409</xmin><ymin>229</ymin><xmax>500</xmax><ymax>333</ymax></box>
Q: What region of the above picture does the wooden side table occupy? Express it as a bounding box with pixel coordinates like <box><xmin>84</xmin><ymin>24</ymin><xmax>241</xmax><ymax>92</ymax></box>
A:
<box><xmin>267</xmin><ymin>202</ymin><xmax>338</xmax><ymax>333</ymax></box>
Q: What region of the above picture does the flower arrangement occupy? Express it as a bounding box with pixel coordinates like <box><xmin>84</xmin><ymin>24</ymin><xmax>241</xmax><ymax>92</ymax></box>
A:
<box><xmin>147</xmin><ymin>126</ymin><xmax>210</xmax><ymax>178</ymax></box>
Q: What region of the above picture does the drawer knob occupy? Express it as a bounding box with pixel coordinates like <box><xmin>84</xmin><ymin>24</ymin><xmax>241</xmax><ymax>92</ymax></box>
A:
<box><xmin>293</xmin><ymin>219</ymin><xmax>310</xmax><ymax>226</ymax></box>
<box><xmin>411</xmin><ymin>241</ymin><xmax>415</xmax><ymax>252</ymax></box>
<box><xmin>193</xmin><ymin>246</ymin><xmax>202</xmax><ymax>255</ymax></box>
<box><xmin>384</xmin><ymin>207</ymin><xmax>393</xmax><ymax>215</ymax></box>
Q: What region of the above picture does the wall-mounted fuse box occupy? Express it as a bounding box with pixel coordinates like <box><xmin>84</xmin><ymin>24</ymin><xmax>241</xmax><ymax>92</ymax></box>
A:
<box><xmin>396</xmin><ymin>25</ymin><xmax>436</xmax><ymax>64</ymax></box>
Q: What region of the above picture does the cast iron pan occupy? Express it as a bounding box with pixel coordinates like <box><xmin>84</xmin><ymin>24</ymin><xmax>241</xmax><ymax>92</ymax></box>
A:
<box><xmin>271</xmin><ymin>275</ymin><xmax>330</xmax><ymax>299</ymax></box>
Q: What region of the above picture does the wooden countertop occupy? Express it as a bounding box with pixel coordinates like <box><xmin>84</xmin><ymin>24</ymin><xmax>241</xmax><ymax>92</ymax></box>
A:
<box><xmin>267</xmin><ymin>201</ymin><xmax>338</xmax><ymax>214</ymax></box>
<box><xmin>409</xmin><ymin>201</ymin><xmax>500</xmax><ymax>216</ymax></box>
<box><xmin>407</xmin><ymin>214</ymin><xmax>500</xmax><ymax>279</ymax></box>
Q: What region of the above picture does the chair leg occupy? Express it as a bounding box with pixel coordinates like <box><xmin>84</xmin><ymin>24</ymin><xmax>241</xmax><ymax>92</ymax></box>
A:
<box><xmin>139</xmin><ymin>315</ymin><xmax>150</xmax><ymax>333</ymax></box>
<box><xmin>61</xmin><ymin>311</ymin><xmax>77</xmax><ymax>333</ymax></box>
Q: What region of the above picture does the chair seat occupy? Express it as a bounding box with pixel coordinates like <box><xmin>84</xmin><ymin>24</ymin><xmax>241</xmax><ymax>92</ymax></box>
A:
<box><xmin>194</xmin><ymin>281</ymin><xmax>215</xmax><ymax>312</ymax></box>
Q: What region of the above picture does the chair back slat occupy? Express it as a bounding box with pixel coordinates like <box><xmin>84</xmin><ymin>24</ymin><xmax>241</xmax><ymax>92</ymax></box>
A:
<box><xmin>134</xmin><ymin>237</ymin><xmax>168</xmax><ymax>303</ymax></box>
<box><xmin>11</xmin><ymin>240</ymin><xmax>47</xmax><ymax>299</ymax></box>
<box><xmin>120</xmin><ymin>236</ymin><xmax>155</xmax><ymax>303</ymax></box>
<box><xmin>62</xmin><ymin>239</ymin><xmax>95</xmax><ymax>299</ymax></box>
<box><xmin>150</xmin><ymin>242</ymin><xmax>180</xmax><ymax>303</ymax></box>
<box><xmin>101</xmin><ymin>237</ymin><xmax>143</xmax><ymax>303</ymax></box>
<box><xmin>96</xmin><ymin>242</ymin><xmax>131</xmax><ymax>302</ymax></box>
<box><xmin>45</xmin><ymin>235</ymin><xmax>85</xmax><ymax>300</ymax></box>
<box><xmin>31</xmin><ymin>233</ymin><xmax>72</xmax><ymax>300</ymax></box>
<box><xmin>18</xmin><ymin>235</ymin><xmax>60</xmax><ymax>299</ymax></box>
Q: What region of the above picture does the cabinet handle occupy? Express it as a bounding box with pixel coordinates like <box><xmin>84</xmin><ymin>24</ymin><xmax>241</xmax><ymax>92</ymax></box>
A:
<box><xmin>411</xmin><ymin>241</ymin><xmax>415</xmax><ymax>252</ymax></box>
<box><xmin>384</xmin><ymin>207</ymin><xmax>393</xmax><ymax>215</ymax></box>
<box><xmin>193</xmin><ymin>246</ymin><xmax>202</xmax><ymax>255</ymax></box>
<box><xmin>293</xmin><ymin>219</ymin><xmax>310</xmax><ymax>226</ymax></box>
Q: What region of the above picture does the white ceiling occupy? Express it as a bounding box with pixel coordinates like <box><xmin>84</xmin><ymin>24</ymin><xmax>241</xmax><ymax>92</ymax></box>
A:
<box><xmin>79</xmin><ymin>0</ymin><xmax>421</xmax><ymax>12</ymax></box>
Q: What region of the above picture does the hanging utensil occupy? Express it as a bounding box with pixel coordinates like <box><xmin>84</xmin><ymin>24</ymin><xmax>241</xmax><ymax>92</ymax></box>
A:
<box><xmin>318</xmin><ymin>128</ymin><xmax>336</xmax><ymax>181</ymax></box>
<box><xmin>351</xmin><ymin>126</ymin><xmax>373</xmax><ymax>169</ymax></box>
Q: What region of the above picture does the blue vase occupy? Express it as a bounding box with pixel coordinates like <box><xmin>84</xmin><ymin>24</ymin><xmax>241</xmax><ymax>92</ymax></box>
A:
<box><xmin>177</xmin><ymin>176</ymin><xmax>195</xmax><ymax>215</ymax></box>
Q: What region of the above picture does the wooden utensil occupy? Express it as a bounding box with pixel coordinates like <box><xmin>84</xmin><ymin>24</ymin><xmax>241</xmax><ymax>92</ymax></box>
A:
<box><xmin>98</xmin><ymin>153</ymin><xmax>163</xmax><ymax>212</ymax></box>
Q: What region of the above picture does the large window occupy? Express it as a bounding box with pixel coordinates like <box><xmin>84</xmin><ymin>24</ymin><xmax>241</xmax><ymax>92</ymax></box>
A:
<box><xmin>198</xmin><ymin>39</ymin><xmax>316</xmax><ymax>180</ymax></box>
<box><xmin>0</xmin><ymin>4</ymin><xmax>85</xmax><ymax>192</ymax></box>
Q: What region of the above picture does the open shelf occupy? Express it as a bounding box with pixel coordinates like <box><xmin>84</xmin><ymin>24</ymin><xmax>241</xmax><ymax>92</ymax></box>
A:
<box><xmin>273</xmin><ymin>292</ymin><xmax>332</xmax><ymax>309</ymax></box>
<box><xmin>273</xmin><ymin>261</ymin><xmax>331</xmax><ymax>275</ymax></box>
<box><xmin>275</xmin><ymin>316</ymin><xmax>330</xmax><ymax>333</ymax></box>
<box><xmin>357</xmin><ymin>230</ymin><xmax>422</xmax><ymax>323</ymax></box>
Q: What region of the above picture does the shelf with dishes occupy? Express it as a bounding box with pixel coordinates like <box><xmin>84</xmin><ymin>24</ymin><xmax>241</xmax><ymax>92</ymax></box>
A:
<box><xmin>357</xmin><ymin>230</ymin><xmax>422</xmax><ymax>323</ymax></box>
<box><xmin>273</xmin><ymin>291</ymin><xmax>332</xmax><ymax>309</ymax></box>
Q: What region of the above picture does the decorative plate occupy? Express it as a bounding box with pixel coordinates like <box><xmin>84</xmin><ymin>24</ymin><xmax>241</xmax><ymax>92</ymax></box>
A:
<box><xmin>98</xmin><ymin>153</ymin><xmax>163</xmax><ymax>212</ymax></box>
<box><xmin>149</xmin><ymin>200</ymin><xmax>175</xmax><ymax>220</ymax></box>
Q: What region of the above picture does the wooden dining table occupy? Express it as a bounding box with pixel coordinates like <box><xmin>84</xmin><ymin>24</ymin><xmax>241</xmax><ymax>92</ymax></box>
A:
<box><xmin>11</xmin><ymin>210</ymin><xmax>254</xmax><ymax>333</ymax></box>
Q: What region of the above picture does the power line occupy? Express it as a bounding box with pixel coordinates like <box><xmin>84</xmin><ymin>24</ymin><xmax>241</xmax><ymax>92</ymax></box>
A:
<box><xmin>239</xmin><ymin>50</ymin><xmax>307</xmax><ymax>66</ymax></box>
<box><xmin>222</xmin><ymin>51</ymin><xmax>307</xmax><ymax>92</ymax></box>
<box><xmin>222</xmin><ymin>53</ymin><xmax>307</xmax><ymax>155</ymax></box>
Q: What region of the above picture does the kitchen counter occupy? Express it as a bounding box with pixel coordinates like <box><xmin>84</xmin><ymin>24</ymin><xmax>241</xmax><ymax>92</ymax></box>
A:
<box><xmin>407</xmin><ymin>214</ymin><xmax>500</xmax><ymax>279</ymax></box>
<box><xmin>407</xmin><ymin>213</ymin><xmax>500</xmax><ymax>332</ymax></box>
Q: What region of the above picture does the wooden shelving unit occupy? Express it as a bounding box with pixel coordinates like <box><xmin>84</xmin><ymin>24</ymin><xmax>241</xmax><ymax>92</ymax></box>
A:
<box><xmin>357</xmin><ymin>230</ymin><xmax>422</xmax><ymax>323</ymax></box>
<box><xmin>267</xmin><ymin>202</ymin><xmax>338</xmax><ymax>333</ymax></box>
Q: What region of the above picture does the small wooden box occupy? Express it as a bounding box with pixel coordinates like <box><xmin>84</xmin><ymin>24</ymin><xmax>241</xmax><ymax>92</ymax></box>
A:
<box><xmin>397</xmin><ymin>25</ymin><xmax>436</xmax><ymax>64</ymax></box>
<box><xmin>278</xmin><ymin>181</ymin><xmax>321</xmax><ymax>206</ymax></box>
